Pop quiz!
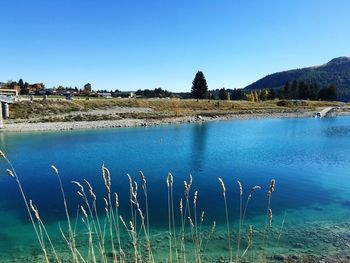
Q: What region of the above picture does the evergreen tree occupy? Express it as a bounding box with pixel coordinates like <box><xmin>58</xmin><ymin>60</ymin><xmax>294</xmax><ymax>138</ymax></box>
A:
<box><xmin>298</xmin><ymin>81</ymin><xmax>308</xmax><ymax>100</ymax></box>
<box><xmin>283</xmin><ymin>81</ymin><xmax>291</xmax><ymax>99</ymax></box>
<box><xmin>191</xmin><ymin>71</ymin><xmax>208</xmax><ymax>99</ymax></box>
<box><xmin>269</xmin><ymin>89</ymin><xmax>276</xmax><ymax>100</ymax></box>
<box><xmin>319</xmin><ymin>85</ymin><xmax>337</xmax><ymax>101</ymax></box>
<box><xmin>219</xmin><ymin>88</ymin><xmax>227</xmax><ymax>100</ymax></box>
<box><xmin>329</xmin><ymin>85</ymin><xmax>337</xmax><ymax>100</ymax></box>
<box><xmin>83</xmin><ymin>83</ymin><xmax>92</xmax><ymax>96</ymax></box>
<box><xmin>18</xmin><ymin>78</ymin><xmax>24</xmax><ymax>88</ymax></box>
<box><xmin>309</xmin><ymin>83</ymin><xmax>319</xmax><ymax>100</ymax></box>
<box><xmin>277</xmin><ymin>89</ymin><xmax>284</xmax><ymax>99</ymax></box>
<box><xmin>231</xmin><ymin>88</ymin><xmax>243</xmax><ymax>100</ymax></box>
<box><xmin>291</xmin><ymin>80</ymin><xmax>298</xmax><ymax>99</ymax></box>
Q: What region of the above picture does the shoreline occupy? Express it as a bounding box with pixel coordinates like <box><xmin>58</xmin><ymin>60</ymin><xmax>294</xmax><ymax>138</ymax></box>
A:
<box><xmin>3</xmin><ymin>109</ymin><xmax>350</xmax><ymax>133</ymax></box>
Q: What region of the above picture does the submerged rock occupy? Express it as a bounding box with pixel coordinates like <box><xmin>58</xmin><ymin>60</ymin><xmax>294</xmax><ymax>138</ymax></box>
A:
<box><xmin>273</xmin><ymin>254</ymin><xmax>286</xmax><ymax>260</ymax></box>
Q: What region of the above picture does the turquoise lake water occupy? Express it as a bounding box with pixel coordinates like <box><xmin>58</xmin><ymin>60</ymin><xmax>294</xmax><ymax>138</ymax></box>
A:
<box><xmin>1</xmin><ymin>117</ymin><xmax>350</xmax><ymax>261</ymax></box>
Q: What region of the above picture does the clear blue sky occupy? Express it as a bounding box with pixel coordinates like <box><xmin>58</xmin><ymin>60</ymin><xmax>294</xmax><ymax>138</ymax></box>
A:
<box><xmin>0</xmin><ymin>0</ymin><xmax>349</xmax><ymax>92</ymax></box>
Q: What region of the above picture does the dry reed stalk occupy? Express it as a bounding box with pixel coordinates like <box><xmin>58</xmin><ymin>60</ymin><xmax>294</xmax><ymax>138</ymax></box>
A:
<box><xmin>236</xmin><ymin>181</ymin><xmax>243</xmax><ymax>263</ymax></box>
<box><xmin>102</xmin><ymin>163</ymin><xmax>118</xmax><ymax>263</ymax></box>
<box><xmin>130</xmin><ymin>221</ymin><xmax>138</xmax><ymax>263</ymax></box>
<box><xmin>239</xmin><ymin>185</ymin><xmax>261</xmax><ymax>262</ymax></box>
<box><xmin>166</xmin><ymin>173</ymin><xmax>173</xmax><ymax>263</ymax></box>
<box><xmin>82</xmin><ymin>179</ymin><xmax>108</xmax><ymax>263</ymax></box>
<box><xmin>183</xmin><ymin>175</ymin><xmax>193</xmax><ymax>220</ymax></box>
<box><xmin>242</xmin><ymin>186</ymin><xmax>261</xmax><ymax>226</ymax></box>
<box><xmin>131</xmin><ymin>180</ymin><xmax>143</xmax><ymax>261</ymax></box>
<box><xmin>241</xmin><ymin>225</ymin><xmax>253</xmax><ymax>258</ymax></box>
<box><xmin>133</xmin><ymin>181</ymin><xmax>138</xmax><ymax>234</ymax></box>
<box><xmin>268</xmin><ymin>209</ymin><xmax>273</xmax><ymax>227</ymax></box>
<box><xmin>104</xmin><ymin>197</ymin><xmax>117</xmax><ymax>263</ymax></box>
<box><xmin>131</xmin><ymin>178</ymin><xmax>154</xmax><ymax>263</ymax></box>
<box><xmin>139</xmin><ymin>171</ymin><xmax>150</xmax><ymax>234</ymax></box>
<box><xmin>218</xmin><ymin>178</ymin><xmax>232</xmax><ymax>263</ymax></box>
<box><xmin>179</xmin><ymin>197</ymin><xmax>186</xmax><ymax>263</ymax></box>
<box><xmin>58</xmin><ymin>222</ymin><xmax>86</xmax><ymax>263</ymax></box>
<box><xmin>29</xmin><ymin>200</ymin><xmax>50</xmax><ymax>263</ymax></box>
<box><xmin>188</xmin><ymin>215</ymin><xmax>197</xmax><ymax>260</ymax></box>
<box><xmin>198</xmin><ymin>211</ymin><xmax>204</xmax><ymax>250</ymax></box>
<box><xmin>81</xmin><ymin>205</ymin><xmax>97</xmax><ymax>263</ymax></box>
<box><xmin>73</xmin><ymin>180</ymin><xmax>107</xmax><ymax>262</ymax></box>
<box><xmin>263</xmin><ymin>179</ymin><xmax>276</xmax><ymax>253</ymax></box>
<box><xmin>51</xmin><ymin>165</ymin><xmax>79</xmax><ymax>263</ymax></box>
<box><xmin>181</xmin><ymin>174</ymin><xmax>193</xmax><ymax>259</ymax></box>
<box><xmin>29</xmin><ymin>199</ymin><xmax>61</xmax><ymax>263</ymax></box>
<box><xmin>169</xmin><ymin>173</ymin><xmax>179</xmax><ymax>263</ymax></box>
<box><xmin>114</xmin><ymin>192</ymin><xmax>125</xmax><ymax>262</ymax></box>
<box><xmin>193</xmin><ymin>190</ymin><xmax>201</xmax><ymax>262</ymax></box>
<box><xmin>127</xmin><ymin>174</ymin><xmax>136</xmax><ymax>236</ymax></box>
<box><xmin>182</xmin><ymin>174</ymin><xmax>194</xmax><ymax>262</ymax></box>
<box><xmin>119</xmin><ymin>215</ymin><xmax>132</xmax><ymax>239</ymax></box>
<box><xmin>139</xmin><ymin>171</ymin><xmax>153</xmax><ymax>262</ymax></box>
<box><xmin>277</xmin><ymin>211</ymin><xmax>286</xmax><ymax>242</ymax></box>
<box><xmin>204</xmin><ymin>221</ymin><xmax>216</xmax><ymax>252</ymax></box>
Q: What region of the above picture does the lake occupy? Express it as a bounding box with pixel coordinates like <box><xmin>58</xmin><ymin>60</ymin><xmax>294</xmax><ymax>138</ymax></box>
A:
<box><xmin>1</xmin><ymin>116</ymin><xmax>350</xmax><ymax>261</ymax></box>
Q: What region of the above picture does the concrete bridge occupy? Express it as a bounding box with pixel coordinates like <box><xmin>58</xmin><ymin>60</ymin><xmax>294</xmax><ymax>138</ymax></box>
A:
<box><xmin>0</xmin><ymin>95</ymin><xmax>14</xmax><ymax>129</ymax></box>
<box><xmin>313</xmin><ymin>107</ymin><xmax>335</xmax><ymax>118</ymax></box>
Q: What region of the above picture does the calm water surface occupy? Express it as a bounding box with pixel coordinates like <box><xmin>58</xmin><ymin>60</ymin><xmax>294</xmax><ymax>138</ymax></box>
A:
<box><xmin>1</xmin><ymin>116</ymin><xmax>350</xmax><ymax>260</ymax></box>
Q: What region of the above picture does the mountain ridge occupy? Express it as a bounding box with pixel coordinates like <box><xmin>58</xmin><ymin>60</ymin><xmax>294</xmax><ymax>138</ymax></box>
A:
<box><xmin>244</xmin><ymin>57</ymin><xmax>350</xmax><ymax>100</ymax></box>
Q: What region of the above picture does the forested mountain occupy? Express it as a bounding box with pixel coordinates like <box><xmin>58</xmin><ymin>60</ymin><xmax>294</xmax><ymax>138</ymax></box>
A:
<box><xmin>244</xmin><ymin>57</ymin><xmax>350</xmax><ymax>100</ymax></box>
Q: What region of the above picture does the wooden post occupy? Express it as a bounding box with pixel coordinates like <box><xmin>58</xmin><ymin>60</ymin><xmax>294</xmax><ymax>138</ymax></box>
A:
<box><xmin>2</xmin><ymin>103</ymin><xmax>9</xmax><ymax>119</ymax></box>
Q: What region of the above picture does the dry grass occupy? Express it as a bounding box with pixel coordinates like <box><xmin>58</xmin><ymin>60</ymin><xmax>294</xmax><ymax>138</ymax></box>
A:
<box><xmin>8</xmin><ymin>98</ymin><xmax>346</xmax><ymax>121</ymax></box>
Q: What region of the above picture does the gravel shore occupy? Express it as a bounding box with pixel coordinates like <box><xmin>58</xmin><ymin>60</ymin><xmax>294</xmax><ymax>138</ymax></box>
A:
<box><xmin>1</xmin><ymin>110</ymin><xmax>327</xmax><ymax>132</ymax></box>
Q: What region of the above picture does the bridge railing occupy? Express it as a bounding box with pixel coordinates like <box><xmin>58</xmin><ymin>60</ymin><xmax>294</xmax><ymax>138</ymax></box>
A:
<box><xmin>0</xmin><ymin>95</ymin><xmax>15</xmax><ymax>104</ymax></box>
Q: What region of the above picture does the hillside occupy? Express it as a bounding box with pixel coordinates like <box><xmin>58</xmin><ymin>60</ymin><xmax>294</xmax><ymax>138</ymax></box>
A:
<box><xmin>244</xmin><ymin>57</ymin><xmax>350</xmax><ymax>100</ymax></box>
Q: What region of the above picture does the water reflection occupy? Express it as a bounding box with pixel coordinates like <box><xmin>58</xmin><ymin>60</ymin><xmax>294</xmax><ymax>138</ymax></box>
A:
<box><xmin>191</xmin><ymin>123</ymin><xmax>208</xmax><ymax>173</ymax></box>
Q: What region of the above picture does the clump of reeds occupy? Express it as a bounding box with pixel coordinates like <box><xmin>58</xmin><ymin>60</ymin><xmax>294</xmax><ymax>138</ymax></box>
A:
<box><xmin>1</xmin><ymin>149</ymin><xmax>282</xmax><ymax>263</ymax></box>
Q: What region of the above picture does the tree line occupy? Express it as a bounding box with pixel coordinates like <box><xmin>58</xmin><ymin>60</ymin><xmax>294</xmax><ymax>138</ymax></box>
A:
<box><xmin>1</xmin><ymin>73</ymin><xmax>338</xmax><ymax>101</ymax></box>
<box><xmin>135</xmin><ymin>88</ymin><xmax>173</xmax><ymax>98</ymax></box>
<box><xmin>279</xmin><ymin>80</ymin><xmax>336</xmax><ymax>101</ymax></box>
<box><xmin>1</xmin><ymin>79</ymin><xmax>45</xmax><ymax>95</ymax></box>
<box><xmin>191</xmin><ymin>71</ymin><xmax>338</xmax><ymax>101</ymax></box>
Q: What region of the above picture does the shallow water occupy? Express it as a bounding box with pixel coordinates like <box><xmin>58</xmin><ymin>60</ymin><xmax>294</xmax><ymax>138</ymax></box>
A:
<box><xmin>1</xmin><ymin>117</ymin><xmax>350</xmax><ymax>261</ymax></box>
